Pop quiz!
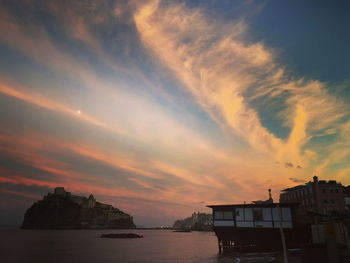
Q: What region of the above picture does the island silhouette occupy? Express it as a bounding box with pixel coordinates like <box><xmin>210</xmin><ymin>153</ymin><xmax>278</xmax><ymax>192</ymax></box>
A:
<box><xmin>22</xmin><ymin>187</ymin><xmax>135</xmax><ymax>229</ymax></box>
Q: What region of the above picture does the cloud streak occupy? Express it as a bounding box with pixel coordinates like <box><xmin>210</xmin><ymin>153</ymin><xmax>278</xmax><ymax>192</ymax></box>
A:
<box><xmin>0</xmin><ymin>0</ymin><xmax>349</xmax><ymax>226</ymax></box>
<box><xmin>134</xmin><ymin>0</ymin><xmax>348</xmax><ymax>170</ymax></box>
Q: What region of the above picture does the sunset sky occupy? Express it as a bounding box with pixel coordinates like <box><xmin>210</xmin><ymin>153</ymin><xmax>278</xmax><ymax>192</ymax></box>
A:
<box><xmin>1</xmin><ymin>0</ymin><xmax>350</xmax><ymax>227</ymax></box>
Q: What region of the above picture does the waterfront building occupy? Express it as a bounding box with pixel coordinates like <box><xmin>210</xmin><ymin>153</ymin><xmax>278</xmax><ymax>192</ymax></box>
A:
<box><xmin>279</xmin><ymin>176</ymin><xmax>345</xmax><ymax>216</ymax></box>
<box><xmin>207</xmin><ymin>203</ymin><xmax>310</xmax><ymax>251</ymax></box>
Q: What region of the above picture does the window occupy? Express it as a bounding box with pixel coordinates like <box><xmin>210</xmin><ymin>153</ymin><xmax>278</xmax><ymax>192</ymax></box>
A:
<box><xmin>215</xmin><ymin>211</ymin><xmax>233</xmax><ymax>220</ymax></box>
<box><xmin>324</xmin><ymin>200</ymin><xmax>328</xmax><ymax>204</ymax></box>
<box><xmin>330</xmin><ymin>189</ymin><xmax>333</xmax><ymax>193</ymax></box>
<box><xmin>331</xmin><ymin>200</ymin><xmax>335</xmax><ymax>204</ymax></box>
<box><xmin>215</xmin><ymin>211</ymin><xmax>223</xmax><ymax>220</ymax></box>
<box><xmin>322</xmin><ymin>189</ymin><xmax>326</xmax><ymax>193</ymax></box>
<box><xmin>253</xmin><ymin>208</ymin><xmax>263</xmax><ymax>221</ymax></box>
<box><xmin>223</xmin><ymin>211</ymin><xmax>233</xmax><ymax>220</ymax></box>
<box><xmin>335</xmin><ymin>189</ymin><xmax>339</xmax><ymax>193</ymax></box>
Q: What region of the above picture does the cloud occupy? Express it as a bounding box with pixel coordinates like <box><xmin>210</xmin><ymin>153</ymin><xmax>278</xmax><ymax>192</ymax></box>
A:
<box><xmin>285</xmin><ymin>162</ymin><xmax>294</xmax><ymax>168</ymax></box>
<box><xmin>0</xmin><ymin>82</ymin><xmax>109</xmax><ymax>130</ymax></box>
<box><xmin>1</xmin><ymin>0</ymin><xmax>350</xmax><ymax>226</ymax></box>
<box><xmin>289</xmin><ymin>177</ymin><xmax>305</xmax><ymax>183</ymax></box>
<box><xmin>134</xmin><ymin>0</ymin><xmax>348</xmax><ymax>171</ymax></box>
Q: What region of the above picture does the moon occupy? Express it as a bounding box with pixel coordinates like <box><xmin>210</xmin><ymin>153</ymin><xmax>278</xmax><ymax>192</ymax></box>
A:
<box><xmin>77</xmin><ymin>110</ymin><xmax>81</xmax><ymax>115</ymax></box>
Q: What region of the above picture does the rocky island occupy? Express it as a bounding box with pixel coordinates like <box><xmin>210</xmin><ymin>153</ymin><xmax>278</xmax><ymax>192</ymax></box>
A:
<box><xmin>22</xmin><ymin>187</ymin><xmax>136</xmax><ymax>229</ymax></box>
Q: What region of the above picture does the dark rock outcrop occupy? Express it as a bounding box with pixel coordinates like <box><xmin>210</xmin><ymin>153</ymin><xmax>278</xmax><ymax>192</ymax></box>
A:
<box><xmin>101</xmin><ymin>233</ymin><xmax>143</xmax><ymax>238</ymax></box>
<box><xmin>22</xmin><ymin>187</ymin><xmax>136</xmax><ymax>229</ymax></box>
<box><xmin>22</xmin><ymin>194</ymin><xmax>81</xmax><ymax>229</ymax></box>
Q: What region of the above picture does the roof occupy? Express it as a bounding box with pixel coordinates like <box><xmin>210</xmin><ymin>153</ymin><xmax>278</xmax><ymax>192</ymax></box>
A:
<box><xmin>281</xmin><ymin>185</ymin><xmax>308</xmax><ymax>192</ymax></box>
<box><xmin>207</xmin><ymin>202</ymin><xmax>300</xmax><ymax>209</ymax></box>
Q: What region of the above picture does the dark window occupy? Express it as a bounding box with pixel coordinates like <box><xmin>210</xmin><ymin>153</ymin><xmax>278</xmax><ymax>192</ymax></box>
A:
<box><xmin>324</xmin><ymin>200</ymin><xmax>328</xmax><ymax>204</ymax></box>
<box><xmin>331</xmin><ymin>200</ymin><xmax>335</xmax><ymax>204</ymax></box>
<box><xmin>322</xmin><ymin>189</ymin><xmax>326</xmax><ymax>193</ymax></box>
<box><xmin>335</xmin><ymin>189</ymin><xmax>339</xmax><ymax>193</ymax></box>
<box><xmin>330</xmin><ymin>189</ymin><xmax>333</xmax><ymax>193</ymax></box>
<box><xmin>223</xmin><ymin>211</ymin><xmax>233</xmax><ymax>220</ymax></box>
<box><xmin>215</xmin><ymin>211</ymin><xmax>223</xmax><ymax>219</ymax></box>
<box><xmin>253</xmin><ymin>208</ymin><xmax>263</xmax><ymax>221</ymax></box>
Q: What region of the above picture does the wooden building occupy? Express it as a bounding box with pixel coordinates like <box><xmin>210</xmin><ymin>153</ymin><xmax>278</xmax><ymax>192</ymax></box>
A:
<box><xmin>207</xmin><ymin>203</ymin><xmax>311</xmax><ymax>252</ymax></box>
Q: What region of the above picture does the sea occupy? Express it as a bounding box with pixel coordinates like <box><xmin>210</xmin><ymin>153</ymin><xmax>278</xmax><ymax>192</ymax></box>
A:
<box><xmin>0</xmin><ymin>229</ymin><xmax>276</xmax><ymax>263</ymax></box>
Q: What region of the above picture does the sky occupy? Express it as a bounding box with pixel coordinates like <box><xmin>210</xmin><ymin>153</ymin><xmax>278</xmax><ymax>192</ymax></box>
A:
<box><xmin>0</xmin><ymin>0</ymin><xmax>350</xmax><ymax>227</ymax></box>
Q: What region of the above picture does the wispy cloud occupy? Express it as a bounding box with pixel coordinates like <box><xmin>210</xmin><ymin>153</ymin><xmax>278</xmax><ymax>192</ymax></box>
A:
<box><xmin>289</xmin><ymin>177</ymin><xmax>305</xmax><ymax>183</ymax></box>
<box><xmin>0</xmin><ymin>0</ymin><xmax>350</xmax><ymax>226</ymax></box>
<box><xmin>285</xmin><ymin>162</ymin><xmax>294</xmax><ymax>168</ymax></box>
<box><xmin>134</xmin><ymin>0</ymin><xmax>348</xmax><ymax>172</ymax></box>
<box><xmin>0</xmin><ymin>82</ymin><xmax>109</xmax><ymax>129</ymax></box>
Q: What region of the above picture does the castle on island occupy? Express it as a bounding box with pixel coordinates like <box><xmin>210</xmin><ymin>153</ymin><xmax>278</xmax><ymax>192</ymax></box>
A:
<box><xmin>53</xmin><ymin>187</ymin><xmax>97</xmax><ymax>209</ymax></box>
<box><xmin>22</xmin><ymin>187</ymin><xmax>135</xmax><ymax>229</ymax></box>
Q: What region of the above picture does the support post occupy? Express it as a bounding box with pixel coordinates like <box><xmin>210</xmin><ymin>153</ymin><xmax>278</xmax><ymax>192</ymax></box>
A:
<box><xmin>344</xmin><ymin>225</ymin><xmax>350</xmax><ymax>255</ymax></box>
<box><xmin>218</xmin><ymin>239</ymin><xmax>222</xmax><ymax>254</ymax></box>
<box><xmin>277</xmin><ymin>205</ymin><xmax>288</xmax><ymax>263</ymax></box>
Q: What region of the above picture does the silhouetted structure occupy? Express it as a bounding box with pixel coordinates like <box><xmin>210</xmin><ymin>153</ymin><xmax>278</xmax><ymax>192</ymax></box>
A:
<box><xmin>252</xmin><ymin>189</ymin><xmax>273</xmax><ymax>204</ymax></box>
<box><xmin>22</xmin><ymin>187</ymin><xmax>135</xmax><ymax>229</ymax></box>
<box><xmin>207</xmin><ymin>202</ymin><xmax>310</xmax><ymax>252</ymax></box>
<box><xmin>173</xmin><ymin>212</ymin><xmax>212</xmax><ymax>231</ymax></box>
<box><xmin>280</xmin><ymin>176</ymin><xmax>345</xmax><ymax>215</ymax></box>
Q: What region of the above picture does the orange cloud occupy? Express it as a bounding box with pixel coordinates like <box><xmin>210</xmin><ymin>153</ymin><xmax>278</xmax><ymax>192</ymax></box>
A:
<box><xmin>1</xmin><ymin>1</ymin><xmax>349</xmax><ymax>220</ymax></box>
<box><xmin>0</xmin><ymin>82</ymin><xmax>108</xmax><ymax>129</ymax></box>
<box><xmin>134</xmin><ymin>0</ymin><xmax>348</xmax><ymax>174</ymax></box>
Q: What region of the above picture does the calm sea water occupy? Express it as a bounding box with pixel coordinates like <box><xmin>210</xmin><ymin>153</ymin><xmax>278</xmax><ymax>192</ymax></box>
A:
<box><xmin>0</xmin><ymin>229</ymin><xmax>277</xmax><ymax>263</ymax></box>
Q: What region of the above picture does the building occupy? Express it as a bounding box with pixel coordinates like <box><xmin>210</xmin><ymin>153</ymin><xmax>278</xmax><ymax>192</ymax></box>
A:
<box><xmin>207</xmin><ymin>203</ymin><xmax>310</xmax><ymax>251</ymax></box>
<box><xmin>191</xmin><ymin>212</ymin><xmax>213</xmax><ymax>226</ymax></box>
<box><xmin>279</xmin><ymin>176</ymin><xmax>345</xmax><ymax>216</ymax></box>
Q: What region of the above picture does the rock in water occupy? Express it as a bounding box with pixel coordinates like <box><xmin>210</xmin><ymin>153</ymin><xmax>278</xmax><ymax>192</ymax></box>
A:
<box><xmin>22</xmin><ymin>187</ymin><xmax>136</xmax><ymax>229</ymax></box>
<box><xmin>101</xmin><ymin>233</ymin><xmax>143</xmax><ymax>238</ymax></box>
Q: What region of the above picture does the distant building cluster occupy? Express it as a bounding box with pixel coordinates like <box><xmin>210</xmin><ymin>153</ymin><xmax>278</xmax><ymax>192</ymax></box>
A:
<box><xmin>191</xmin><ymin>211</ymin><xmax>213</xmax><ymax>226</ymax></box>
<box><xmin>279</xmin><ymin>176</ymin><xmax>346</xmax><ymax>216</ymax></box>
<box><xmin>173</xmin><ymin>212</ymin><xmax>213</xmax><ymax>230</ymax></box>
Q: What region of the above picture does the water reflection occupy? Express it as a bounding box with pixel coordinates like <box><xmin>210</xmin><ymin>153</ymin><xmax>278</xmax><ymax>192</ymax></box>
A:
<box><xmin>0</xmin><ymin>229</ymin><xmax>274</xmax><ymax>263</ymax></box>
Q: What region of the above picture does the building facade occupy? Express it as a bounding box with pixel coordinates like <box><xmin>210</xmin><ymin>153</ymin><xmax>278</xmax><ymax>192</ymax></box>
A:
<box><xmin>207</xmin><ymin>203</ymin><xmax>310</xmax><ymax>251</ymax></box>
<box><xmin>279</xmin><ymin>176</ymin><xmax>345</xmax><ymax>215</ymax></box>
